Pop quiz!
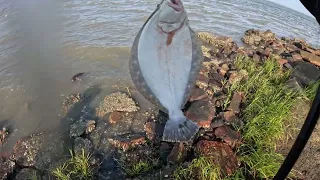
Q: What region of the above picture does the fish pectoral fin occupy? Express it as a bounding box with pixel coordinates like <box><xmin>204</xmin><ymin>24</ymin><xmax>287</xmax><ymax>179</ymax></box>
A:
<box><xmin>162</xmin><ymin>115</ymin><xmax>199</xmax><ymax>142</ymax></box>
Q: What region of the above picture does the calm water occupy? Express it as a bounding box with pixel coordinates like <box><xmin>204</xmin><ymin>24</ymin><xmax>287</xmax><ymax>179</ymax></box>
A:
<box><xmin>0</xmin><ymin>0</ymin><xmax>319</xmax><ymax>150</ymax></box>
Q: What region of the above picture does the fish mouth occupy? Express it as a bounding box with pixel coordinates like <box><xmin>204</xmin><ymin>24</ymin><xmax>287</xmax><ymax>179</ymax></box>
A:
<box><xmin>168</xmin><ymin>0</ymin><xmax>183</xmax><ymax>12</ymax></box>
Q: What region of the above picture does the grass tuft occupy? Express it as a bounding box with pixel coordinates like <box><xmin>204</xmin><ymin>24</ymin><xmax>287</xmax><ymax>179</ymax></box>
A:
<box><xmin>51</xmin><ymin>149</ymin><xmax>94</xmax><ymax>180</ymax></box>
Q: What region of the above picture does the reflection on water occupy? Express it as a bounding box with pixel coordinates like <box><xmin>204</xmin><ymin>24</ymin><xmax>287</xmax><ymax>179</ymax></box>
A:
<box><xmin>0</xmin><ymin>0</ymin><xmax>319</xmax><ymax>150</ymax></box>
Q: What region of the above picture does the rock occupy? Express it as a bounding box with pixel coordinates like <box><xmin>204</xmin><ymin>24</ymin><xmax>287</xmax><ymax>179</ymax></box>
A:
<box><xmin>211</xmin><ymin>117</ymin><xmax>225</xmax><ymax>129</ymax></box>
<box><xmin>286</xmin><ymin>77</ymin><xmax>304</xmax><ymax>94</ymax></box>
<box><xmin>228</xmin><ymin>70</ymin><xmax>248</xmax><ymax>84</ymax></box>
<box><xmin>0</xmin><ymin>155</ymin><xmax>15</xmax><ymax>179</ymax></box>
<box><xmin>185</xmin><ymin>100</ymin><xmax>215</xmax><ymax>129</ymax></box>
<box><xmin>289</xmin><ymin>61</ymin><xmax>320</xmax><ymax>86</ymax></box>
<box><xmin>221</xmin><ymin>111</ymin><xmax>237</xmax><ymax>123</ymax></box>
<box><xmin>144</xmin><ymin>121</ymin><xmax>156</xmax><ymax>141</ymax></box>
<box><xmin>159</xmin><ymin>142</ymin><xmax>173</xmax><ymax>160</ymax></box>
<box><xmin>86</xmin><ymin>120</ymin><xmax>96</xmax><ymax>134</ymax></box>
<box><xmin>109</xmin><ymin>111</ymin><xmax>124</xmax><ymax>124</ymax></box>
<box><xmin>196</xmin><ymin>74</ymin><xmax>209</xmax><ymax>89</ymax></box>
<box><xmin>278</xmin><ymin>59</ymin><xmax>288</xmax><ymax>67</ymax></box>
<box><xmin>15</xmin><ymin>168</ymin><xmax>41</xmax><ymax>180</ymax></box>
<box><xmin>0</xmin><ymin>128</ymin><xmax>8</xmax><ymax>145</ymax></box>
<box><xmin>108</xmin><ymin>133</ymin><xmax>146</xmax><ymax>152</ymax></box>
<box><xmin>252</xmin><ymin>53</ymin><xmax>260</xmax><ymax>62</ymax></box>
<box><xmin>227</xmin><ymin>92</ymin><xmax>243</xmax><ymax>113</ymax></box>
<box><xmin>195</xmin><ymin>140</ymin><xmax>240</xmax><ymax>176</ymax></box>
<box><xmin>292</xmin><ymin>53</ymin><xmax>303</xmax><ymax>61</ymax></box>
<box><xmin>208</xmin><ymin>72</ymin><xmax>224</xmax><ymax>88</ymax></box>
<box><xmin>300</xmin><ymin>50</ymin><xmax>320</xmax><ymax>66</ymax></box>
<box><xmin>12</xmin><ymin>132</ymin><xmax>67</xmax><ymax>171</ymax></box>
<box><xmin>62</xmin><ymin>93</ymin><xmax>84</xmax><ymax>113</ymax></box>
<box><xmin>214</xmin><ymin>126</ymin><xmax>241</xmax><ymax>148</ymax></box>
<box><xmin>73</xmin><ymin>137</ymin><xmax>93</xmax><ymax>155</ymax></box>
<box><xmin>70</xmin><ymin>120</ymin><xmax>88</xmax><ymax>137</ymax></box>
<box><xmin>95</xmin><ymin>92</ymin><xmax>139</xmax><ymax>117</ymax></box>
<box><xmin>293</xmin><ymin>42</ymin><xmax>303</xmax><ymax>49</ymax></box>
<box><xmin>189</xmin><ymin>87</ymin><xmax>210</xmax><ymax>102</ymax></box>
<box><xmin>167</xmin><ymin>143</ymin><xmax>187</xmax><ymax>164</ymax></box>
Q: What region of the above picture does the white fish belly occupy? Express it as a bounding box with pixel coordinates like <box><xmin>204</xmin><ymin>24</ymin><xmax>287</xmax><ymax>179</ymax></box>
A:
<box><xmin>137</xmin><ymin>19</ymin><xmax>193</xmax><ymax>112</ymax></box>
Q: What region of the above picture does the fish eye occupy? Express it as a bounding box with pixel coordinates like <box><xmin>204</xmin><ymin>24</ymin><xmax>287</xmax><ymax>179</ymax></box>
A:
<box><xmin>170</xmin><ymin>0</ymin><xmax>177</xmax><ymax>5</ymax></box>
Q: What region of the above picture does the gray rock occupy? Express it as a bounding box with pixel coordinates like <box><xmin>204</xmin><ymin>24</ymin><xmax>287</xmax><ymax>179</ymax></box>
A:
<box><xmin>73</xmin><ymin>137</ymin><xmax>93</xmax><ymax>155</ymax></box>
<box><xmin>0</xmin><ymin>155</ymin><xmax>15</xmax><ymax>180</ymax></box>
<box><xmin>12</xmin><ymin>132</ymin><xmax>68</xmax><ymax>171</ymax></box>
<box><xmin>289</xmin><ymin>61</ymin><xmax>320</xmax><ymax>86</ymax></box>
<box><xmin>15</xmin><ymin>168</ymin><xmax>41</xmax><ymax>180</ymax></box>
<box><xmin>70</xmin><ymin>120</ymin><xmax>88</xmax><ymax>137</ymax></box>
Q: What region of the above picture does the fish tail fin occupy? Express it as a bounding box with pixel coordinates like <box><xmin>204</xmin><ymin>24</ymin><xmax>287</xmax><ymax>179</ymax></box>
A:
<box><xmin>162</xmin><ymin>114</ymin><xmax>199</xmax><ymax>142</ymax></box>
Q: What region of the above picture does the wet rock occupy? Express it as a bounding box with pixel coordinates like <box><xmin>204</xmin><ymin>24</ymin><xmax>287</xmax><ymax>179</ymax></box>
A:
<box><xmin>289</xmin><ymin>61</ymin><xmax>320</xmax><ymax>86</ymax></box>
<box><xmin>0</xmin><ymin>127</ymin><xmax>8</xmax><ymax>145</ymax></box>
<box><xmin>214</xmin><ymin>126</ymin><xmax>241</xmax><ymax>148</ymax></box>
<box><xmin>74</xmin><ymin>137</ymin><xmax>93</xmax><ymax>155</ymax></box>
<box><xmin>242</xmin><ymin>29</ymin><xmax>262</xmax><ymax>46</ymax></box>
<box><xmin>70</xmin><ymin>119</ymin><xmax>95</xmax><ymax>137</ymax></box>
<box><xmin>62</xmin><ymin>93</ymin><xmax>84</xmax><ymax>113</ymax></box>
<box><xmin>109</xmin><ymin>111</ymin><xmax>124</xmax><ymax>124</ymax></box>
<box><xmin>159</xmin><ymin>142</ymin><xmax>173</xmax><ymax>160</ymax></box>
<box><xmin>185</xmin><ymin>100</ymin><xmax>215</xmax><ymax>129</ymax></box>
<box><xmin>96</xmin><ymin>92</ymin><xmax>139</xmax><ymax>117</ymax></box>
<box><xmin>108</xmin><ymin>133</ymin><xmax>146</xmax><ymax>152</ymax></box>
<box><xmin>144</xmin><ymin>121</ymin><xmax>156</xmax><ymax>141</ymax></box>
<box><xmin>15</xmin><ymin>168</ymin><xmax>41</xmax><ymax>180</ymax></box>
<box><xmin>293</xmin><ymin>42</ymin><xmax>303</xmax><ymax>49</ymax></box>
<box><xmin>300</xmin><ymin>50</ymin><xmax>320</xmax><ymax>66</ymax></box>
<box><xmin>0</xmin><ymin>155</ymin><xmax>15</xmax><ymax>179</ymax></box>
<box><xmin>227</xmin><ymin>92</ymin><xmax>244</xmax><ymax>113</ymax></box>
<box><xmin>12</xmin><ymin>132</ymin><xmax>67</xmax><ymax>171</ymax></box>
<box><xmin>167</xmin><ymin>143</ymin><xmax>187</xmax><ymax>164</ymax></box>
<box><xmin>189</xmin><ymin>87</ymin><xmax>210</xmax><ymax>102</ymax></box>
<box><xmin>195</xmin><ymin>140</ymin><xmax>240</xmax><ymax>176</ymax></box>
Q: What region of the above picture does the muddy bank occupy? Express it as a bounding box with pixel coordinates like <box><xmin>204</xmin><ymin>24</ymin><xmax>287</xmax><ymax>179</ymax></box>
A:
<box><xmin>1</xmin><ymin>29</ymin><xmax>320</xmax><ymax>180</ymax></box>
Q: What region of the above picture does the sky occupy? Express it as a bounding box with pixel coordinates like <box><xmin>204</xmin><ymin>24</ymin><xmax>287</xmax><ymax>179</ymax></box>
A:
<box><xmin>268</xmin><ymin>0</ymin><xmax>313</xmax><ymax>17</ymax></box>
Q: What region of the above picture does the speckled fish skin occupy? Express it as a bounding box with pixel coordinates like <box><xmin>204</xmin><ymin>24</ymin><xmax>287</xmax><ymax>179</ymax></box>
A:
<box><xmin>129</xmin><ymin>0</ymin><xmax>204</xmax><ymax>142</ymax></box>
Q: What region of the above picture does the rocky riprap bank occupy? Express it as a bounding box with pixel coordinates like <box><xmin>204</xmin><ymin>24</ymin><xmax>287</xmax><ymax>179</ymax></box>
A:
<box><xmin>0</xmin><ymin>29</ymin><xmax>320</xmax><ymax>180</ymax></box>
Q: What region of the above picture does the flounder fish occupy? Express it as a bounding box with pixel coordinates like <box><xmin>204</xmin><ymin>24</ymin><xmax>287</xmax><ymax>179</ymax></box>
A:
<box><xmin>129</xmin><ymin>0</ymin><xmax>204</xmax><ymax>142</ymax></box>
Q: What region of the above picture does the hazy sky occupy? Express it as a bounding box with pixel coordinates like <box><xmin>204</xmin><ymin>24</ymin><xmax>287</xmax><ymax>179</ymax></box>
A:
<box><xmin>268</xmin><ymin>0</ymin><xmax>313</xmax><ymax>17</ymax></box>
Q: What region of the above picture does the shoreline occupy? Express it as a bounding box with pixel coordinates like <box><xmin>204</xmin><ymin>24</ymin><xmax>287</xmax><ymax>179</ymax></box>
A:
<box><xmin>0</xmin><ymin>28</ymin><xmax>320</xmax><ymax>180</ymax></box>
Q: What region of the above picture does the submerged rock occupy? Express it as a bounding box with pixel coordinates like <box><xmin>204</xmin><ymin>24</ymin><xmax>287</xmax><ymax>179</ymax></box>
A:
<box><xmin>73</xmin><ymin>137</ymin><xmax>93</xmax><ymax>155</ymax></box>
<box><xmin>0</xmin><ymin>127</ymin><xmax>8</xmax><ymax>145</ymax></box>
<box><xmin>70</xmin><ymin>119</ymin><xmax>96</xmax><ymax>137</ymax></box>
<box><xmin>195</xmin><ymin>140</ymin><xmax>240</xmax><ymax>176</ymax></box>
<box><xmin>15</xmin><ymin>168</ymin><xmax>41</xmax><ymax>180</ymax></box>
<box><xmin>109</xmin><ymin>111</ymin><xmax>124</xmax><ymax>124</ymax></box>
<box><xmin>0</xmin><ymin>154</ymin><xmax>15</xmax><ymax>180</ymax></box>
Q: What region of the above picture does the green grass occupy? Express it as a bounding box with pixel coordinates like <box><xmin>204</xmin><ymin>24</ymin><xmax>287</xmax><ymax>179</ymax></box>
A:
<box><xmin>28</xmin><ymin>171</ymin><xmax>42</xmax><ymax>180</ymax></box>
<box><xmin>174</xmin><ymin>55</ymin><xmax>318</xmax><ymax>179</ymax></box>
<box><xmin>51</xmin><ymin>149</ymin><xmax>94</xmax><ymax>180</ymax></box>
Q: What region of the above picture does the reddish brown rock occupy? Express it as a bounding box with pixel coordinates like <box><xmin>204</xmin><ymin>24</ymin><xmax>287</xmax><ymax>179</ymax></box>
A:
<box><xmin>185</xmin><ymin>101</ymin><xmax>215</xmax><ymax>129</ymax></box>
<box><xmin>221</xmin><ymin>111</ymin><xmax>237</xmax><ymax>123</ymax></box>
<box><xmin>292</xmin><ymin>54</ymin><xmax>303</xmax><ymax>61</ymax></box>
<box><xmin>167</xmin><ymin>143</ymin><xmax>187</xmax><ymax>164</ymax></box>
<box><xmin>227</xmin><ymin>92</ymin><xmax>243</xmax><ymax>113</ymax></box>
<box><xmin>144</xmin><ymin>122</ymin><xmax>156</xmax><ymax>141</ymax></box>
<box><xmin>214</xmin><ymin>126</ymin><xmax>241</xmax><ymax>148</ymax></box>
<box><xmin>278</xmin><ymin>59</ymin><xmax>288</xmax><ymax>67</ymax></box>
<box><xmin>189</xmin><ymin>87</ymin><xmax>210</xmax><ymax>102</ymax></box>
<box><xmin>109</xmin><ymin>111</ymin><xmax>124</xmax><ymax>124</ymax></box>
<box><xmin>108</xmin><ymin>134</ymin><xmax>146</xmax><ymax>152</ymax></box>
<box><xmin>300</xmin><ymin>50</ymin><xmax>320</xmax><ymax>66</ymax></box>
<box><xmin>195</xmin><ymin>140</ymin><xmax>240</xmax><ymax>176</ymax></box>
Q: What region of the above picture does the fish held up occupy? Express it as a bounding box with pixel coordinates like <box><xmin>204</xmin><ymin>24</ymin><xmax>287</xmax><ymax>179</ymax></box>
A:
<box><xmin>129</xmin><ymin>0</ymin><xmax>204</xmax><ymax>142</ymax></box>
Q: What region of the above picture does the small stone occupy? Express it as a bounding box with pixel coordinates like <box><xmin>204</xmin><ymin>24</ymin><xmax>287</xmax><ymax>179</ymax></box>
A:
<box><xmin>144</xmin><ymin>122</ymin><xmax>156</xmax><ymax>141</ymax></box>
<box><xmin>300</xmin><ymin>50</ymin><xmax>320</xmax><ymax>66</ymax></box>
<box><xmin>214</xmin><ymin>126</ymin><xmax>241</xmax><ymax>148</ymax></box>
<box><xmin>109</xmin><ymin>111</ymin><xmax>124</xmax><ymax>124</ymax></box>
<box><xmin>278</xmin><ymin>59</ymin><xmax>288</xmax><ymax>67</ymax></box>
<box><xmin>196</xmin><ymin>74</ymin><xmax>209</xmax><ymax>89</ymax></box>
<box><xmin>86</xmin><ymin>120</ymin><xmax>96</xmax><ymax>134</ymax></box>
<box><xmin>252</xmin><ymin>54</ymin><xmax>260</xmax><ymax>62</ymax></box>
<box><xmin>160</xmin><ymin>142</ymin><xmax>172</xmax><ymax>160</ymax></box>
<box><xmin>167</xmin><ymin>143</ymin><xmax>187</xmax><ymax>164</ymax></box>
<box><xmin>217</xmin><ymin>68</ymin><xmax>227</xmax><ymax>77</ymax></box>
<box><xmin>73</xmin><ymin>137</ymin><xmax>93</xmax><ymax>155</ymax></box>
<box><xmin>221</xmin><ymin>111</ymin><xmax>237</xmax><ymax>123</ymax></box>
<box><xmin>195</xmin><ymin>140</ymin><xmax>240</xmax><ymax>176</ymax></box>
<box><xmin>0</xmin><ymin>155</ymin><xmax>15</xmax><ymax>179</ymax></box>
<box><xmin>221</xmin><ymin>63</ymin><xmax>229</xmax><ymax>71</ymax></box>
<box><xmin>70</xmin><ymin>120</ymin><xmax>87</xmax><ymax>137</ymax></box>
<box><xmin>0</xmin><ymin>128</ymin><xmax>8</xmax><ymax>145</ymax></box>
<box><xmin>292</xmin><ymin>54</ymin><xmax>303</xmax><ymax>61</ymax></box>
<box><xmin>185</xmin><ymin>101</ymin><xmax>216</xmax><ymax>129</ymax></box>
<box><xmin>228</xmin><ymin>92</ymin><xmax>243</xmax><ymax>113</ymax></box>
<box><xmin>108</xmin><ymin>133</ymin><xmax>146</xmax><ymax>152</ymax></box>
<box><xmin>211</xmin><ymin>118</ymin><xmax>225</xmax><ymax>129</ymax></box>
<box><xmin>15</xmin><ymin>168</ymin><xmax>41</xmax><ymax>180</ymax></box>
<box><xmin>189</xmin><ymin>87</ymin><xmax>209</xmax><ymax>102</ymax></box>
